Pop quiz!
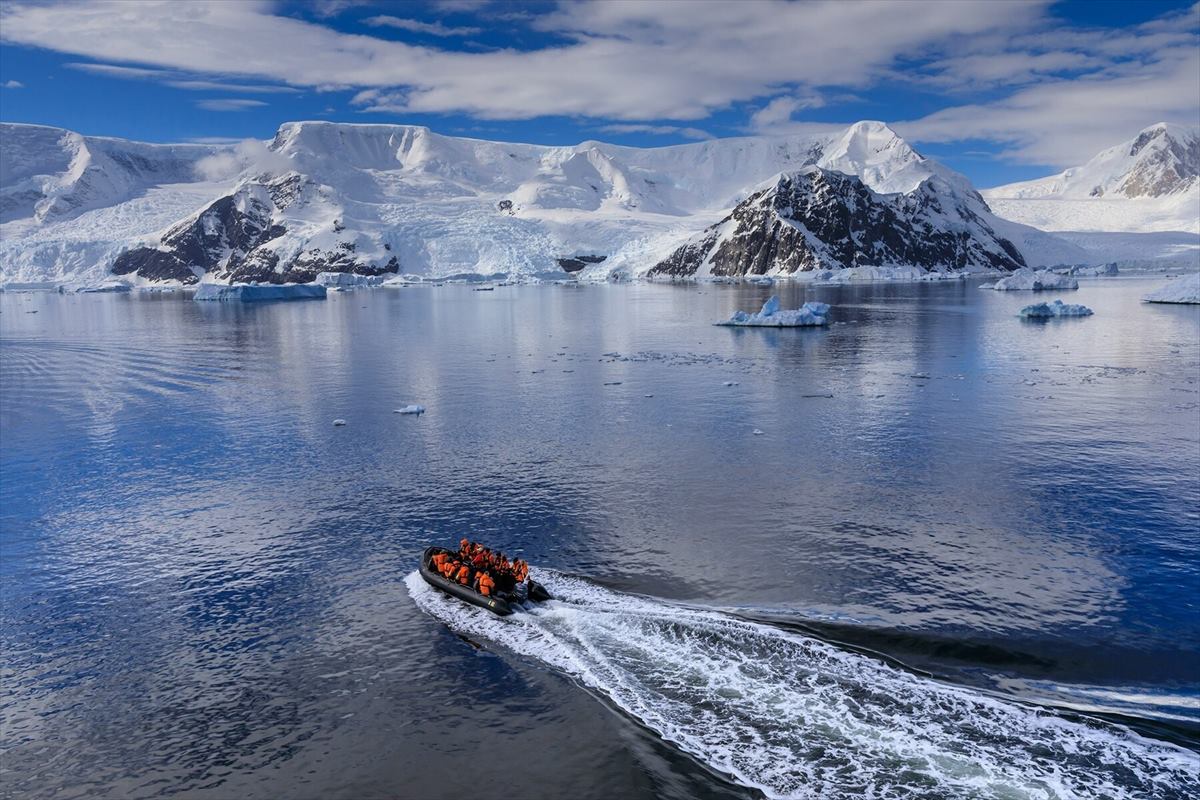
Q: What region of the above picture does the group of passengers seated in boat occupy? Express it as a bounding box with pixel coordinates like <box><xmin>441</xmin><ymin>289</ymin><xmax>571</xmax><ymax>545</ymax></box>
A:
<box><xmin>430</xmin><ymin>539</ymin><xmax>530</xmax><ymax>597</ymax></box>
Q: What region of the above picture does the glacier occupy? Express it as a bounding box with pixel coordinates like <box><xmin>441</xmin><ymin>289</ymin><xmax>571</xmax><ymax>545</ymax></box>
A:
<box><xmin>1</xmin><ymin>119</ymin><xmax>1107</xmax><ymax>288</ymax></box>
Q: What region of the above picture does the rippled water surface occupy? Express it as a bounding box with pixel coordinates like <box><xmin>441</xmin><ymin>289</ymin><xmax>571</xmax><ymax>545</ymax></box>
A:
<box><xmin>2</xmin><ymin>279</ymin><xmax>1198</xmax><ymax>799</ymax></box>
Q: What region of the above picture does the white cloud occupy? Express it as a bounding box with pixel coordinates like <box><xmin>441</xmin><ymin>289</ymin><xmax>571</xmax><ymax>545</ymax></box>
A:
<box><xmin>196</xmin><ymin>98</ymin><xmax>268</xmax><ymax>112</ymax></box>
<box><xmin>193</xmin><ymin>138</ymin><xmax>291</xmax><ymax>180</ymax></box>
<box><xmin>65</xmin><ymin>62</ymin><xmax>163</xmax><ymax>79</ymax></box>
<box><xmin>3</xmin><ymin>79</ymin><xmax>23</xmax><ymax>89</ymax></box>
<box><xmin>597</xmin><ymin>124</ymin><xmax>713</xmax><ymax>140</ymax></box>
<box><xmin>900</xmin><ymin>38</ymin><xmax>1200</xmax><ymax>166</ymax></box>
<box><xmin>2</xmin><ymin>0</ymin><xmax>1196</xmax><ymax>166</ymax></box>
<box><xmin>66</xmin><ymin>61</ymin><xmax>298</xmax><ymax>93</ymax></box>
<box><xmin>363</xmin><ymin>15</ymin><xmax>482</xmax><ymax>37</ymax></box>
<box><xmin>309</xmin><ymin>0</ymin><xmax>373</xmax><ymax>18</ymax></box>
<box><xmin>748</xmin><ymin>94</ymin><xmax>827</xmax><ymax>132</ymax></box>
<box><xmin>167</xmin><ymin>79</ymin><xmax>299</xmax><ymax>94</ymax></box>
<box><xmin>0</xmin><ymin>0</ymin><xmax>1042</xmax><ymax>120</ymax></box>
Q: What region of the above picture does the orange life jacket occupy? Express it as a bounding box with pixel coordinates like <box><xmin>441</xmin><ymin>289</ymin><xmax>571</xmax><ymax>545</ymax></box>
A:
<box><xmin>478</xmin><ymin>573</ymin><xmax>495</xmax><ymax>596</ymax></box>
<box><xmin>455</xmin><ymin>565</ymin><xmax>471</xmax><ymax>585</ymax></box>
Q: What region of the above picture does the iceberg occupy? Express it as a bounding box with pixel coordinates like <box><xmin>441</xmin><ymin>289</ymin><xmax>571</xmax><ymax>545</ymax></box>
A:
<box><xmin>394</xmin><ymin>405</ymin><xmax>425</xmax><ymax>415</ymax></box>
<box><xmin>1143</xmin><ymin>273</ymin><xmax>1200</xmax><ymax>304</ymax></box>
<box><xmin>984</xmin><ymin>268</ymin><xmax>1078</xmax><ymax>291</ymax></box>
<box><xmin>1053</xmin><ymin>263</ymin><xmax>1119</xmax><ymax>277</ymax></box>
<box><xmin>810</xmin><ymin>265</ymin><xmax>955</xmax><ymax>283</ymax></box>
<box><xmin>76</xmin><ymin>282</ymin><xmax>132</xmax><ymax>293</ymax></box>
<box><xmin>716</xmin><ymin>295</ymin><xmax>831</xmax><ymax>327</ymax></box>
<box><xmin>194</xmin><ymin>283</ymin><xmax>327</xmax><ymax>302</ymax></box>
<box><xmin>315</xmin><ymin>272</ymin><xmax>386</xmax><ymax>289</ymax></box>
<box><xmin>1018</xmin><ymin>300</ymin><xmax>1094</xmax><ymax>318</ymax></box>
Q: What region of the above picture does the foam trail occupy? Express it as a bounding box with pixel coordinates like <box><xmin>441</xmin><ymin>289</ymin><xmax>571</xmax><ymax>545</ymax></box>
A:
<box><xmin>406</xmin><ymin>571</ymin><xmax>1199</xmax><ymax>800</ymax></box>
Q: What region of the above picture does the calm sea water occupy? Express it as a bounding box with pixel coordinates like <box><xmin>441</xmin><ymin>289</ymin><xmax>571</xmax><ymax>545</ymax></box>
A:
<box><xmin>2</xmin><ymin>278</ymin><xmax>1198</xmax><ymax>799</ymax></box>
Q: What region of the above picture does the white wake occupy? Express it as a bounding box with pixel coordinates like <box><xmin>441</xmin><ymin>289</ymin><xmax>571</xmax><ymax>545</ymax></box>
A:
<box><xmin>406</xmin><ymin>570</ymin><xmax>1199</xmax><ymax>800</ymax></box>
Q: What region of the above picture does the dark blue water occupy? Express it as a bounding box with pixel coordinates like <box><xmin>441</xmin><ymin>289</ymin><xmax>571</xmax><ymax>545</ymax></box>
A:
<box><xmin>2</xmin><ymin>278</ymin><xmax>1198</xmax><ymax>799</ymax></box>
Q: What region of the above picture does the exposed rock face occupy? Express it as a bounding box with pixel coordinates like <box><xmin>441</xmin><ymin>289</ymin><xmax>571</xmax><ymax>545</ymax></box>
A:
<box><xmin>1116</xmin><ymin>125</ymin><xmax>1200</xmax><ymax>197</ymax></box>
<box><xmin>556</xmin><ymin>254</ymin><xmax>607</xmax><ymax>272</ymax></box>
<box><xmin>649</xmin><ymin>168</ymin><xmax>1025</xmax><ymax>277</ymax></box>
<box><xmin>112</xmin><ymin>175</ymin><xmax>399</xmax><ymax>284</ymax></box>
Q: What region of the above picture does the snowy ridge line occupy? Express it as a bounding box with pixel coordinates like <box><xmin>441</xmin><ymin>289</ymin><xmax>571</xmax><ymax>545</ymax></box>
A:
<box><xmin>1</xmin><ymin>120</ymin><xmax>1097</xmax><ymax>287</ymax></box>
<box><xmin>405</xmin><ymin>570</ymin><xmax>1199</xmax><ymax>800</ymax></box>
<box><xmin>983</xmin><ymin>122</ymin><xmax>1200</xmax><ymax>234</ymax></box>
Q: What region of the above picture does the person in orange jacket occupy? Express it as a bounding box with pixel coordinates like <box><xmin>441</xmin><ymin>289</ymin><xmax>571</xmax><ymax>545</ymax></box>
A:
<box><xmin>475</xmin><ymin>571</ymin><xmax>496</xmax><ymax>597</ymax></box>
<box><xmin>454</xmin><ymin>563</ymin><xmax>472</xmax><ymax>586</ymax></box>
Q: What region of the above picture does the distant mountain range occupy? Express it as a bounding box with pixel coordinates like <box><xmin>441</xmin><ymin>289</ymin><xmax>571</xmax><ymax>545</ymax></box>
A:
<box><xmin>0</xmin><ymin>119</ymin><xmax>1192</xmax><ymax>287</ymax></box>
<box><xmin>982</xmin><ymin>123</ymin><xmax>1200</xmax><ymax>234</ymax></box>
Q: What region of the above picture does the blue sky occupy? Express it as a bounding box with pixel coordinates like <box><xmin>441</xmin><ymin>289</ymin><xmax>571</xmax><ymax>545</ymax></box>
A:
<box><xmin>1</xmin><ymin>0</ymin><xmax>1197</xmax><ymax>187</ymax></box>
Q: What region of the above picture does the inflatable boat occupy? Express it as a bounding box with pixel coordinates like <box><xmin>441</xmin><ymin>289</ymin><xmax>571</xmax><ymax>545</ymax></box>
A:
<box><xmin>419</xmin><ymin>546</ymin><xmax>552</xmax><ymax>616</ymax></box>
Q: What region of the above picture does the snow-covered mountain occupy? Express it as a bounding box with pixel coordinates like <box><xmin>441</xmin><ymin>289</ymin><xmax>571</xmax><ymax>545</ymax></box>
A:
<box><xmin>983</xmin><ymin>123</ymin><xmax>1200</xmax><ymax>233</ymax></box>
<box><xmin>648</xmin><ymin>168</ymin><xmax>1029</xmax><ymax>278</ymax></box>
<box><xmin>0</xmin><ymin>120</ymin><xmax>1086</xmax><ymax>286</ymax></box>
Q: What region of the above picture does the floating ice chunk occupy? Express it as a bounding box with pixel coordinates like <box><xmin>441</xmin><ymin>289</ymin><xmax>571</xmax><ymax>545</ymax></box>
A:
<box><xmin>1143</xmin><ymin>273</ymin><xmax>1200</xmax><ymax>304</ymax></box>
<box><xmin>723</xmin><ymin>381</ymin><xmax>739</xmax><ymax>386</ymax></box>
<box><xmin>315</xmin><ymin>272</ymin><xmax>385</xmax><ymax>288</ymax></box>
<box><xmin>1054</xmin><ymin>263</ymin><xmax>1119</xmax><ymax>277</ymax></box>
<box><xmin>752</xmin><ymin>429</ymin><xmax>765</xmax><ymax>436</ymax></box>
<box><xmin>984</xmin><ymin>268</ymin><xmax>1078</xmax><ymax>291</ymax></box>
<box><xmin>194</xmin><ymin>283</ymin><xmax>327</xmax><ymax>302</ymax></box>
<box><xmin>77</xmin><ymin>281</ymin><xmax>132</xmax><ymax>293</ymax></box>
<box><xmin>1019</xmin><ymin>300</ymin><xmax>1094</xmax><ymax>318</ymax></box>
<box><xmin>716</xmin><ymin>295</ymin><xmax>830</xmax><ymax>327</ymax></box>
<box><xmin>394</xmin><ymin>405</ymin><xmax>425</xmax><ymax>415</ymax></box>
<box><xmin>332</xmin><ymin>419</ymin><xmax>347</xmax><ymax>426</ymax></box>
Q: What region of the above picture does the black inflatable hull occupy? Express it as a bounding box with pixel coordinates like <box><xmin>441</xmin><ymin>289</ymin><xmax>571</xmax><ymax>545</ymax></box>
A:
<box><xmin>419</xmin><ymin>546</ymin><xmax>553</xmax><ymax>616</ymax></box>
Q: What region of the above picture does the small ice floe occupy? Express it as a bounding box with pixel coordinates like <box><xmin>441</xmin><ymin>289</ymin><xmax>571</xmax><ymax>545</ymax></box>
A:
<box><xmin>194</xmin><ymin>283</ymin><xmax>327</xmax><ymax>302</ymax></box>
<box><xmin>747</xmin><ymin>275</ymin><xmax>774</xmax><ymax>285</ymax></box>
<box><xmin>315</xmin><ymin>272</ymin><xmax>385</xmax><ymax>289</ymax></box>
<box><xmin>723</xmin><ymin>381</ymin><xmax>739</xmax><ymax>387</ymax></box>
<box><xmin>332</xmin><ymin>419</ymin><xmax>347</xmax><ymax>426</ymax></box>
<box><xmin>1019</xmin><ymin>300</ymin><xmax>1094</xmax><ymax>319</ymax></box>
<box><xmin>715</xmin><ymin>295</ymin><xmax>830</xmax><ymax>327</ymax></box>
<box><xmin>811</xmin><ymin>265</ymin><xmax>946</xmax><ymax>283</ymax></box>
<box><xmin>752</xmin><ymin>428</ymin><xmax>765</xmax><ymax>436</ymax></box>
<box><xmin>1054</xmin><ymin>263</ymin><xmax>1119</xmax><ymax>277</ymax></box>
<box><xmin>982</xmin><ymin>268</ymin><xmax>1078</xmax><ymax>292</ymax></box>
<box><xmin>1143</xmin><ymin>273</ymin><xmax>1200</xmax><ymax>304</ymax></box>
<box><xmin>394</xmin><ymin>405</ymin><xmax>425</xmax><ymax>415</ymax></box>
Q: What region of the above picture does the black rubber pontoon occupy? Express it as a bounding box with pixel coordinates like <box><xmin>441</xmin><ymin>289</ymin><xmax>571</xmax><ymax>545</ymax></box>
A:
<box><xmin>419</xmin><ymin>546</ymin><xmax>552</xmax><ymax>616</ymax></box>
